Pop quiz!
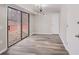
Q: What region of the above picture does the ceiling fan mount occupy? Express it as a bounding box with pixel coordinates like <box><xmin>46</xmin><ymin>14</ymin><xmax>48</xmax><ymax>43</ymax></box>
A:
<box><xmin>40</xmin><ymin>8</ymin><xmax>43</xmax><ymax>12</ymax></box>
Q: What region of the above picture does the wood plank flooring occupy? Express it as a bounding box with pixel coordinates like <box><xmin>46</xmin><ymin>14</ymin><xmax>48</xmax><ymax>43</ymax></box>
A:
<box><xmin>3</xmin><ymin>34</ymin><xmax>69</xmax><ymax>55</ymax></box>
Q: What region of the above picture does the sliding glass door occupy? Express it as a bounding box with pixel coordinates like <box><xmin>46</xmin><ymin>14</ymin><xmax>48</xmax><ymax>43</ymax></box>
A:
<box><xmin>8</xmin><ymin>7</ymin><xmax>29</xmax><ymax>47</ymax></box>
<box><xmin>22</xmin><ymin>12</ymin><xmax>29</xmax><ymax>38</ymax></box>
<box><xmin>8</xmin><ymin>8</ymin><xmax>21</xmax><ymax>46</ymax></box>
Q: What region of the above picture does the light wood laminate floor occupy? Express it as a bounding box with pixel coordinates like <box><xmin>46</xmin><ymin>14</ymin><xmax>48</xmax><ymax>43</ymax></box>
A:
<box><xmin>3</xmin><ymin>34</ymin><xmax>69</xmax><ymax>55</ymax></box>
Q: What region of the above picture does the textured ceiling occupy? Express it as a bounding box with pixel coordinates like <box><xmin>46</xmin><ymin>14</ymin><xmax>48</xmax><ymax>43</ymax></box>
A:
<box><xmin>17</xmin><ymin>4</ymin><xmax>62</xmax><ymax>14</ymax></box>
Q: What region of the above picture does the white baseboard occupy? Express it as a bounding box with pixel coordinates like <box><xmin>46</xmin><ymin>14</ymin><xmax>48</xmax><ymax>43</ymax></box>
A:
<box><xmin>32</xmin><ymin>33</ymin><xmax>57</xmax><ymax>35</ymax></box>
<box><xmin>0</xmin><ymin>48</ymin><xmax>7</xmax><ymax>54</ymax></box>
<box><xmin>29</xmin><ymin>33</ymin><xmax>33</xmax><ymax>36</ymax></box>
<box><xmin>59</xmin><ymin>34</ymin><xmax>70</xmax><ymax>54</ymax></box>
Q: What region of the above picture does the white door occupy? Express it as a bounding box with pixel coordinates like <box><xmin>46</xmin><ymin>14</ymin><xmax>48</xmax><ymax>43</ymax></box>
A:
<box><xmin>51</xmin><ymin>13</ymin><xmax>59</xmax><ymax>34</ymax></box>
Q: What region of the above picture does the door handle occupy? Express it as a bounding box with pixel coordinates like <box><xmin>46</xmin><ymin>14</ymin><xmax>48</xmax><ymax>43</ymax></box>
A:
<box><xmin>75</xmin><ymin>34</ymin><xmax>79</xmax><ymax>38</ymax></box>
<box><xmin>8</xmin><ymin>26</ymin><xmax>10</xmax><ymax>30</ymax></box>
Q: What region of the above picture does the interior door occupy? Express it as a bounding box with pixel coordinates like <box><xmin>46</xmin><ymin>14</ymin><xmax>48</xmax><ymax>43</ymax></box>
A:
<box><xmin>8</xmin><ymin>7</ymin><xmax>21</xmax><ymax>46</ymax></box>
<box><xmin>51</xmin><ymin>13</ymin><xmax>59</xmax><ymax>34</ymax></box>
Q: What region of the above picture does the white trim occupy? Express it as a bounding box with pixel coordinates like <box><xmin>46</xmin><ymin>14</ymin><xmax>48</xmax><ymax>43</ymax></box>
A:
<box><xmin>59</xmin><ymin>33</ymin><xmax>70</xmax><ymax>54</ymax></box>
<box><xmin>59</xmin><ymin>34</ymin><xmax>67</xmax><ymax>49</ymax></box>
<box><xmin>29</xmin><ymin>34</ymin><xmax>33</xmax><ymax>36</ymax></box>
<box><xmin>0</xmin><ymin>48</ymin><xmax>7</xmax><ymax>54</ymax></box>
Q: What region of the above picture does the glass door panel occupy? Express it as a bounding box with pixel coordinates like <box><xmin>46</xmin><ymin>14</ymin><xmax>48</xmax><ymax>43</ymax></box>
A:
<box><xmin>8</xmin><ymin>8</ymin><xmax>21</xmax><ymax>46</ymax></box>
<box><xmin>22</xmin><ymin>12</ymin><xmax>29</xmax><ymax>38</ymax></box>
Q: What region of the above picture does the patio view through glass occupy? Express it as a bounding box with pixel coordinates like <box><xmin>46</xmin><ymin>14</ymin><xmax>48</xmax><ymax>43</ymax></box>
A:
<box><xmin>8</xmin><ymin>7</ymin><xmax>29</xmax><ymax>46</ymax></box>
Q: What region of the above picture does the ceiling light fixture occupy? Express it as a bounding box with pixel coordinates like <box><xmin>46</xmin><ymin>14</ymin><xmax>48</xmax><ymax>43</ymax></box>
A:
<box><xmin>35</xmin><ymin>4</ymin><xmax>47</xmax><ymax>15</ymax></box>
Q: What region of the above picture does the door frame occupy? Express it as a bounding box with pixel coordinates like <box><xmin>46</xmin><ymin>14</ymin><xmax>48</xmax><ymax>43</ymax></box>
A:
<box><xmin>7</xmin><ymin>6</ymin><xmax>30</xmax><ymax>47</ymax></box>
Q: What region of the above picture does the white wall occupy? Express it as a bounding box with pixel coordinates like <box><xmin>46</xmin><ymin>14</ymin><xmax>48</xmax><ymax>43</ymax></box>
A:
<box><xmin>0</xmin><ymin>5</ymin><xmax>7</xmax><ymax>54</ymax></box>
<box><xmin>59</xmin><ymin>5</ymin><xmax>69</xmax><ymax>51</ymax></box>
<box><xmin>30</xmin><ymin>14</ymin><xmax>35</xmax><ymax>35</ymax></box>
<box><xmin>66</xmin><ymin>5</ymin><xmax>79</xmax><ymax>54</ymax></box>
<box><xmin>34</xmin><ymin>13</ymin><xmax>59</xmax><ymax>34</ymax></box>
<box><xmin>60</xmin><ymin>5</ymin><xmax>79</xmax><ymax>55</ymax></box>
